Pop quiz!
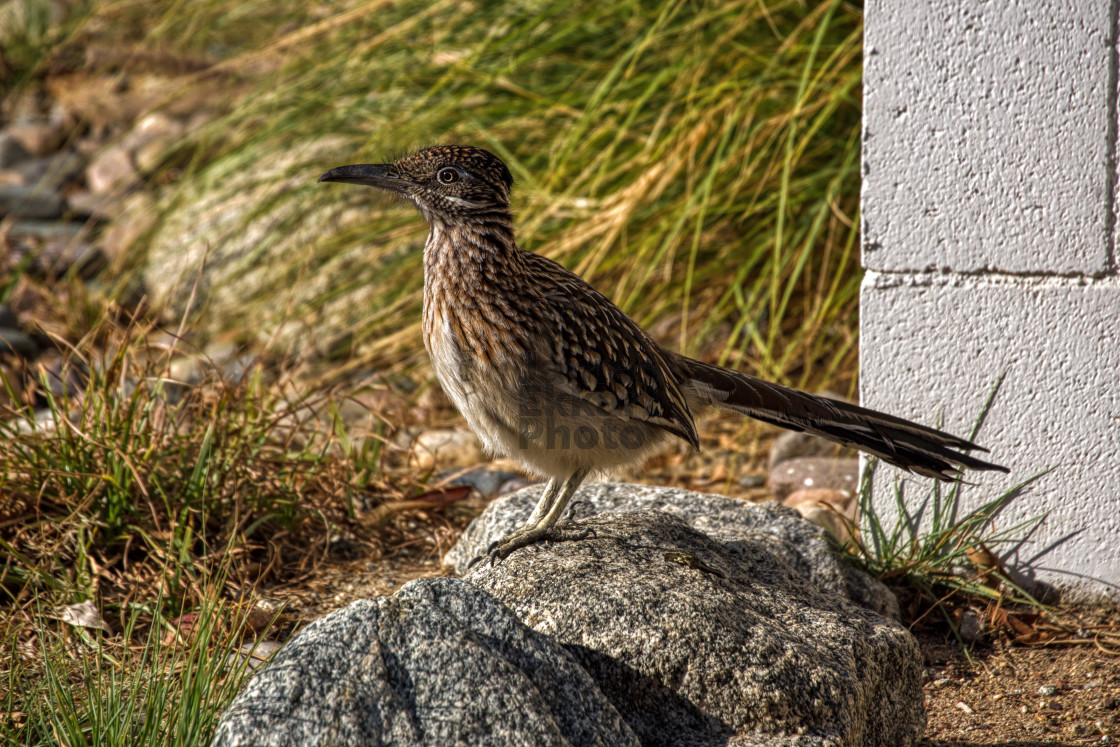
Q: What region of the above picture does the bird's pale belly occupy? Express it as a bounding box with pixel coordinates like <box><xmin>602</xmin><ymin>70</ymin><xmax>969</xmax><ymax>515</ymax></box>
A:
<box><xmin>426</xmin><ymin>313</ymin><xmax>669</xmax><ymax>479</ymax></box>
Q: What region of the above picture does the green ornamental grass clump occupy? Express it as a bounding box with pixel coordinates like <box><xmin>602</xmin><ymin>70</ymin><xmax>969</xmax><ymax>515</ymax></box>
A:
<box><xmin>132</xmin><ymin>0</ymin><xmax>862</xmax><ymax>387</ymax></box>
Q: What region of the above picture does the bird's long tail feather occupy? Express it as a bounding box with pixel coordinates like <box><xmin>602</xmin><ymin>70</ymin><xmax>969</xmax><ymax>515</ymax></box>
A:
<box><xmin>683</xmin><ymin>359</ymin><xmax>1008</xmax><ymax>480</ymax></box>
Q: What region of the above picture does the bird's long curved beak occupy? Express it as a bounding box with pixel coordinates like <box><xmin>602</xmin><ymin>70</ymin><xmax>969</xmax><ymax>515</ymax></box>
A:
<box><xmin>318</xmin><ymin>163</ymin><xmax>408</xmax><ymax>192</ymax></box>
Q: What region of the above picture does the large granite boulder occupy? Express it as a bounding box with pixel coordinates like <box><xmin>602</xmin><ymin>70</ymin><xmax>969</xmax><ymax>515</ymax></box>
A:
<box><xmin>459</xmin><ymin>507</ymin><xmax>924</xmax><ymax>746</ymax></box>
<box><xmin>446</xmin><ymin>482</ymin><xmax>898</xmax><ymax>620</ymax></box>
<box><xmin>212</xmin><ymin>577</ymin><xmax>636</xmax><ymax>746</ymax></box>
<box><xmin>214</xmin><ymin>485</ymin><xmax>924</xmax><ymax>746</ymax></box>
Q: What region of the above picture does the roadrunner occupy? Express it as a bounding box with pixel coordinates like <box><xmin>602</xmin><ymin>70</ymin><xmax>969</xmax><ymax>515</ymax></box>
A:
<box><xmin>320</xmin><ymin>145</ymin><xmax>1008</xmax><ymax>561</ymax></box>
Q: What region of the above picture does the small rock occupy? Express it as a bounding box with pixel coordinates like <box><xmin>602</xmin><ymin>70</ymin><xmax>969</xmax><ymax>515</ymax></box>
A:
<box><xmin>66</xmin><ymin>190</ymin><xmax>119</xmax><ymax>219</ymax></box>
<box><xmin>410</xmin><ymin>427</ymin><xmax>484</xmax><ymax>471</ymax></box>
<box><xmin>13</xmin><ymin>149</ymin><xmax>85</xmax><ymax>190</ymax></box>
<box><xmin>784</xmin><ymin>488</ymin><xmax>856</xmax><ymax>546</ymax></box>
<box><xmin>33</xmin><ymin>241</ymin><xmax>105</xmax><ymax>278</ymax></box>
<box><xmin>97</xmin><ymin>193</ymin><xmax>156</xmax><ymax>261</ymax></box>
<box><xmin>6</xmin><ymin>220</ymin><xmax>87</xmax><ymax>243</ymax></box>
<box><xmin>1038</xmin><ymin>684</ymin><xmax>1058</xmax><ymax>696</ymax></box>
<box><xmin>769</xmin><ymin>430</ymin><xmax>852</xmax><ymax>469</ymax></box>
<box><xmin>0</xmin><ymin>134</ymin><xmax>32</xmax><ymax>169</ymax></box>
<box><xmin>932</xmin><ymin>678</ymin><xmax>953</xmax><ymax>688</ymax></box>
<box><xmin>769</xmin><ymin>456</ymin><xmax>860</xmax><ymax>500</ymax></box>
<box><xmin>86</xmin><ymin>146</ymin><xmax>136</xmax><ymax>194</ymax></box>
<box><xmin>7</xmin><ymin>121</ymin><xmax>66</xmax><ymax>156</ymax></box>
<box><xmin>136</xmin><ymin>137</ymin><xmax>177</xmax><ymax>172</ymax></box>
<box><xmin>0</xmin><ymin>183</ymin><xmax>65</xmax><ymax>219</ymax></box>
<box><xmin>0</xmin><ymin>328</ymin><xmax>38</xmax><ymax>358</ymax></box>
<box><xmin>783</xmin><ymin>487</ymin><xmax>855</xmax><ymax>518</ymax></box>
<box><xmin>14</xmin><ymin>407</ymin><xmax>62</xmax><ymax>434</ymax></box>
<box><xmin>498</xmin><ymin>476</ymin><xmax>537</xmax><ymax>496</ymax></box>
<box><xmin>738</xmin><ymin>474</ymin><xmax>766</xmax><ymax>488</ymax></box>
<box><xmin>1066</xmin><ymin>723</ymin><xmax>1091</xmax><ymax>737</ymax></box>
<box><xmin>956</xmin><ymin>607</ymin><xmax>986</xmax><ymax>642</ymax></box>
<box><xmin>227</xmin><ymin>639</ymin><xmax>283</xmax><ymax>672</ymax></box>
<box><xmin>126</xmin><ymin>112</ymin><xmax>185</xmax><ymax>146</ymax></box>
<box><xmin>768</xmin><ymin>399</ymin><xmax>857</xmax><ymax>469</ymax></box>
<box><xmin>35</xmin><ymin>355</ymin><xmax>88</xmax><ymax>400</ymax></box>
<box><xmin>438</xmin><ymin>466</ymin><xmax>521</xmax><ymax>498</ymax></box>
<box><xmin>123</xmin><ymin>114</ymin><xmax>185</xmax><ymax>172</ymax></box>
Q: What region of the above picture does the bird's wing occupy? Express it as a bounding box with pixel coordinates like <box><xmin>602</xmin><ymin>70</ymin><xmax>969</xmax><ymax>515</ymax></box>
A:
<box><xmin>520</xmin><ymin>252</ymin><xmax>699</xmax><ymax>448</ymax></box>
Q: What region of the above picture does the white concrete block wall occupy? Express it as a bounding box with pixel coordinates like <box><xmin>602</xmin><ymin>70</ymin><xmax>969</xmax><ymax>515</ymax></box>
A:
<box><xmin>861</xmin><ymin>0</ymin><xmax>1120</xmax><ymax>600</ymax></box>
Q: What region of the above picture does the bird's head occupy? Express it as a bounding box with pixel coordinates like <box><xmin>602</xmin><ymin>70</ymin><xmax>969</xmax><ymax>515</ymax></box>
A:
<box><xmin>318</xmin><ymin>144</ymin><xmax>513</xmax><ymax>224</ymax></box>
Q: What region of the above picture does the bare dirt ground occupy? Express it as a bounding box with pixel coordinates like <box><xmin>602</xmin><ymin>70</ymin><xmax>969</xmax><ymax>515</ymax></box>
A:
<box><xmin>918</xmin><ymin>619</ymin><xmax>1120</xmax><ymax>745</ymax></box>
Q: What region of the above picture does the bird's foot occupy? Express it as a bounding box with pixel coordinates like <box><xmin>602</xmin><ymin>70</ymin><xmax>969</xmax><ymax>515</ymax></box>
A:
<box><xmin>468</xmin><ymin>524</ymin><xmax>593</xmax><ymax>568</ymax></box>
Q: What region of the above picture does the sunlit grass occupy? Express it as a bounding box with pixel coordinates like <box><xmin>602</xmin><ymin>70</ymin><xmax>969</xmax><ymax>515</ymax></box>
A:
<box><xmin>1</xmin><ymin>585</ymin><xmax>273</xmax><ymax>746</ymax></box>
<box><xmin>13</xmin><ymin>0</ymin><xmax>864</xmax><ymax>392</ymax></box>
<box><xmin>838</xmin><ymin>379</ymin><xmax>1051</xmax><ymax>647</ymax></box>
<box><xmin>1</xmin><ymin>0</ymin><xmax>866</xmax><ymax>735</ymax></box>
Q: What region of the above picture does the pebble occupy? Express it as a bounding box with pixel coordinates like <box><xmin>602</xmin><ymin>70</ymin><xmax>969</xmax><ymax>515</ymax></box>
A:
<box><xmin>67</xmin><ymin>190</ymin><xmax>120</xmax><ymax>219</ymax></box>
<box><xmin>783</xmin><ymin>487</ymin><xmax>856</xmax><ymax>544</ymax></box>
<box><xmin>6</xmin><ymin>220</ymin><xmax>86</xmax><ymax>243</ymax></box>
<box><xmin>437</xmin><ymin>467</ymin><xmax>521</xmax><ymax>498</ymax></box>
<box><xmin>769</xmin><ymin>429</ymin><xmax>855</xmax><ymax>470</ymax></box>
<box><xmin>14</xmin><ymin>407</ymin><xmax>63</xmax><ymax>434</ymax></box>
<box><xmin>956</xmin><ymin>607</ymin><xmax>986</xmax><ymax>642</ymax></box>
<box><xmin>738</xmin><ymin>474</ymin><xmax>766</xmax><ymax>488</ymax></box>
<box><xmin>768</xmin><ymin>456</ymin><xmax>860</xmax><ymax>500</ymax></box>
<box><xmin>226</xmin><ymin>639</ymin><xmax>283</xmax><ymax>672</ymax></box>
<box><xmin>7</xmin><ymin>121</ymin><xmax>66</xmax><ymax>156</ymax></box>
<box><xmin>0</xmin><ymin>328</ymin><xmax>38</xmax><ymax>358</ymax></box>
<box><xmin>135</xmin><ymin>137</ymin><xmax>177</xmax><ymax>172</ymax></box>
<box><xmin>97</xmin><ymin>193</ymin><xmax>156</xmax><ymax>261</ymax></box>
<box><xmin>0</xmin><ymin>183</ymin><xmax>65</xmax><ymax>219</ymax></box>
<box><xmin>1038</xmin><ymin>685</ymin><xmax>1058</xmax><ymax>697</ymax></box>
<box><xmin>498</xmin><ymin>477</ymin><xmax>537</xmax><ymax>496</ymax></box>
<box><xmin>13</xmin><ymin>149</ymin><xmax>85</xmax><ymax>189</ymax></box>
<box><xmin>410</xmin><ymin>428</ymin><xmax>484</xmax><ymax>471</ymax></box>
<box><xmin>86</xmin><ymin>146</ymin><xmax>136</xmax><ymax>194</ymax></box>
<box><xmin>125</xmin><ymin>112</ymin><xmax>185</xmax><ymax>149</ymax></box>
<box><xmin>0</xmin><ymin>133</ymin><xmax>32</xmax><ymax>169</ymax></box>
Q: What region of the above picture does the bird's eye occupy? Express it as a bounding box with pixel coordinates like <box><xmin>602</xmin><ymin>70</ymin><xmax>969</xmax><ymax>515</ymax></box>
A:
<box><xmin>437</xmin><ymin>167</ymin><xmax>460</xmax><ymax>184</ymax></box>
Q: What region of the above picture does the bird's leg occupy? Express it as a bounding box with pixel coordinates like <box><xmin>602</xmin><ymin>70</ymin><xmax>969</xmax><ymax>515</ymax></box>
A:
<box><xmin>525</xmin><ymin>478</ymin><xmax>560</xmax><ymax>526</ymax></box>
<box><xmin>534</xmin><ymin>469</ymin><xmax>589</xmax><ymax>531</ymax></box>
<box><xmin>481</xmin><ymin>469</ymin><xmax>592</xmax><ymax>565</ymax></box>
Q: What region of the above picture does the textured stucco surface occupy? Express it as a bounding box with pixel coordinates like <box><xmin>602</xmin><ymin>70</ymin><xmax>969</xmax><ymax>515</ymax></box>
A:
<box><xmin>862</xmin><ymin>0</ymin><xmax>1114</xmax><ymax>275</ymax></box>
<box><xmin>862</xmin><ymin>0</ymin><xmax>1120</xmax><ymax>599</ymax></box>
<box><xmin>860</xmin><ymin>275</ymin><xmax>1120</xmax><ymax>600</ymax></box>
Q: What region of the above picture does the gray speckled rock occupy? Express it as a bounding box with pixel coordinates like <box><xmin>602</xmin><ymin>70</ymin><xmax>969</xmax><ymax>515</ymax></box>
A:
<box><xmin>0</xmin><ymin>183</ymin><xmax>64</xmax><ymax>219</ymax></box>
<box><xmin>768</xmin><ymin>457</ymin><xmax>860</xmax><ymax>500</ymax></box>
<box><xmin>211</xmin><ymin>577</ymin><xmax>636</xmax><ymax>747</ymax></box>
<box><xmin>446</xmin><ymin>482</ymin><xmax>898</xmax><ymax>620</ymax></box>
<box><xmin>463</xmin><ymin>509</ymin><xmax>925</xmax><ymax>747</ymax></box>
